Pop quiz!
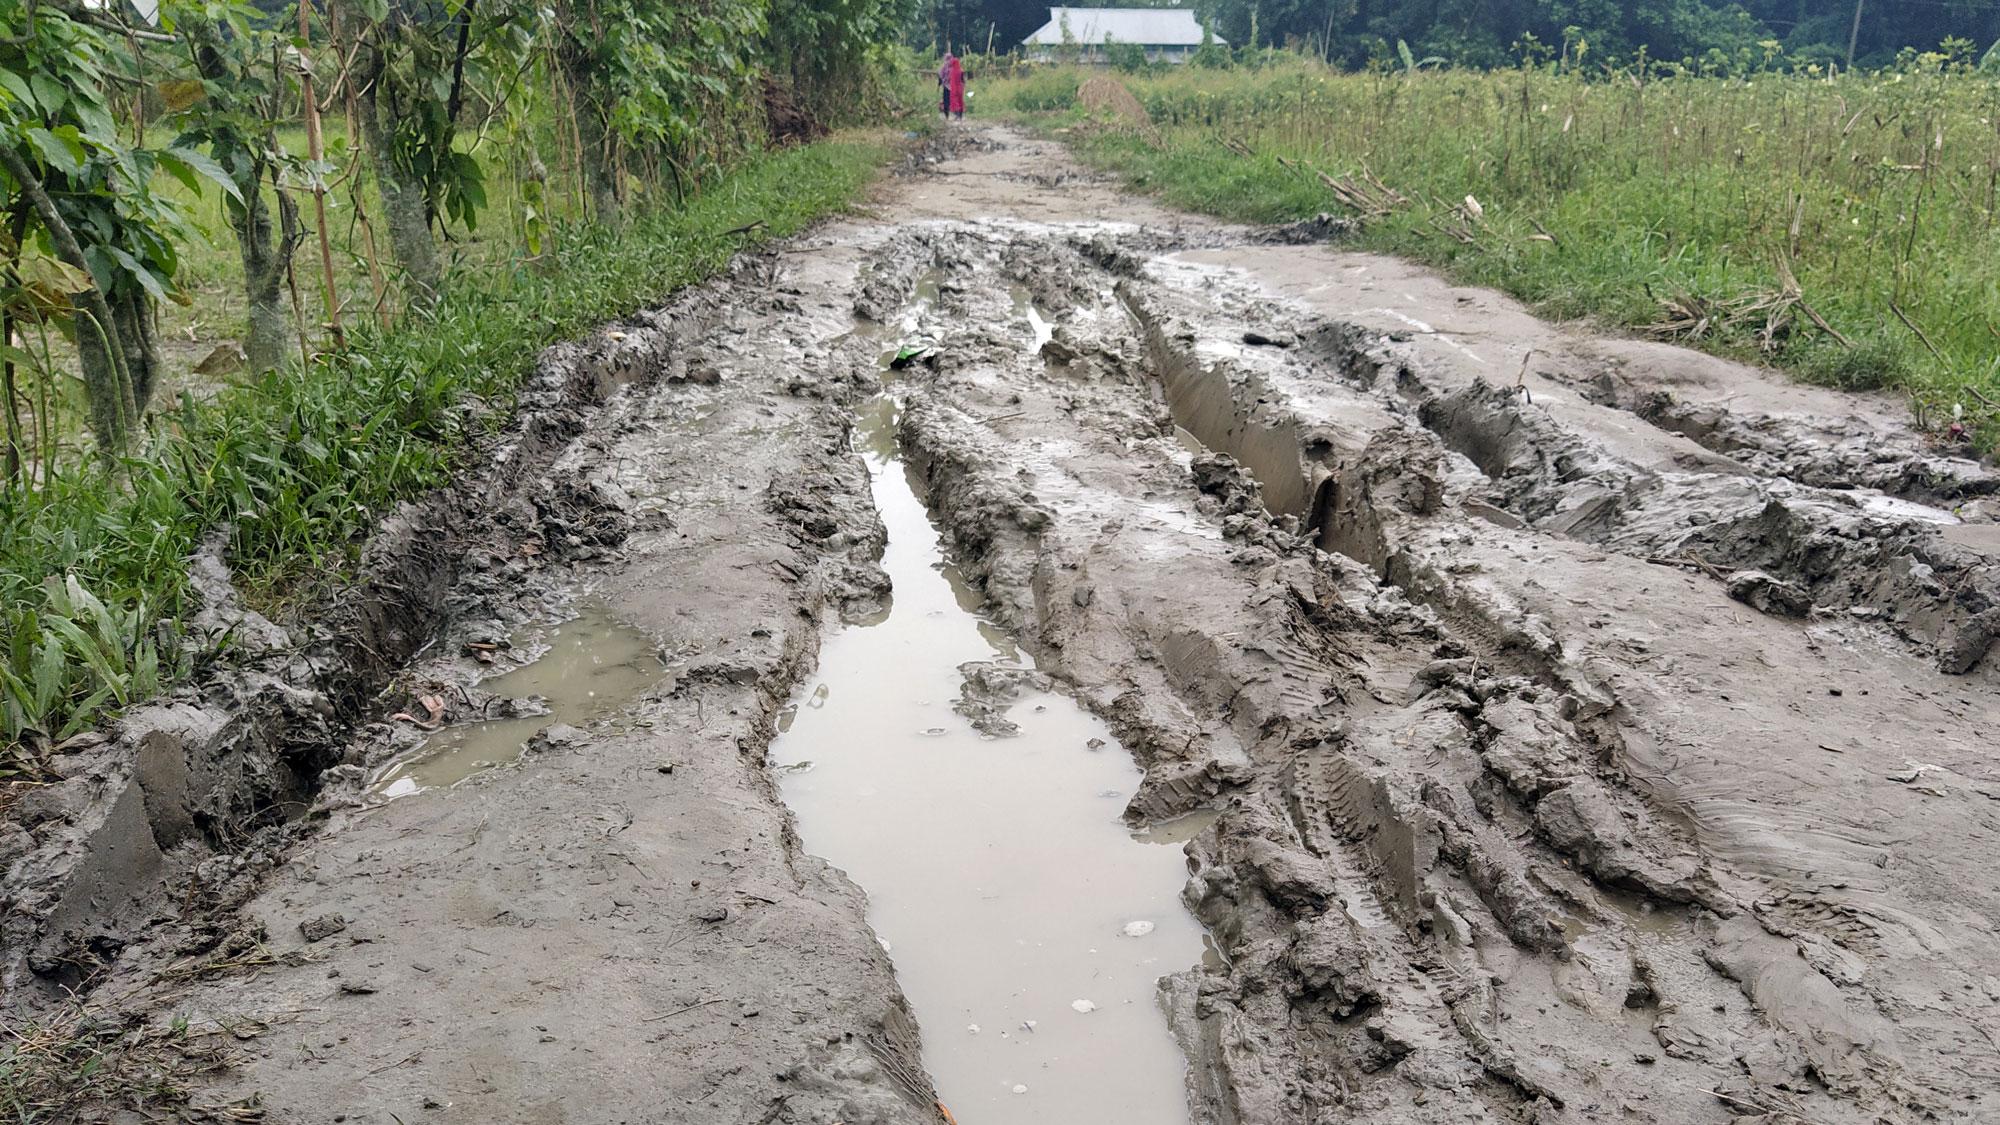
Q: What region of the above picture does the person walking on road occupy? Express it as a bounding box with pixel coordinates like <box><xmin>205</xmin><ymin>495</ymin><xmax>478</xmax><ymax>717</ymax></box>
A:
<box><xmin>939</xmin><ymin>51</ymin><xmax>966</xmax><ymax>120</ymax></box>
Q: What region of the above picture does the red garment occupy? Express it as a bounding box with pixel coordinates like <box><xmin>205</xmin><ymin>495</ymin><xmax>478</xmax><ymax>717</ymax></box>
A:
<box><xmin>939</xmin><ymin>54</ymin><xmax>965</xmax><ymax>116</ymax></box>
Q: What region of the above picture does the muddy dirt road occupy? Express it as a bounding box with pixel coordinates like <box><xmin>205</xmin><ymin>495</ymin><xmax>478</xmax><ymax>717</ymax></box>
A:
<box><xmin>10</xmin><ymin>124</ymin><xmax>2000</xmax><ymax>1125</ymax></box>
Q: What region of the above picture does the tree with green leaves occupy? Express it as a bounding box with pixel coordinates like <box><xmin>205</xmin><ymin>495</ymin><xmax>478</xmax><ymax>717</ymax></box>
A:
<box><xmin>339</xmin><ymin>0</ymin><xmax>493</xmax><ymax>302</ymax></box>
<box><xmin>0</xmin><ymin>0</ymin><xmax>208</xmax><ymax>454</ymax></box>
<box><xmin>171</xmin><ymin>0</ymin><xmax>307</xmax><ymax>373</ymax></box>
<box><xmin>770</xmin><ymin>0</ymin><xmax>923</xmax><ymax>119</ymax></box>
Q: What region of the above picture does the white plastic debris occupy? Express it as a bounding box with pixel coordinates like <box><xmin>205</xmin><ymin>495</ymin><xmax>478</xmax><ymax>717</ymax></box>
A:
<box><xmin>1071</xmin><ymin>999</ymin><xmax>1097</xmax><ymax>1013</ymax></box>
<box><xmin>966</xmin><ymin>1024</ymin><xmax>980</xmax><ymax>1034</ymax></box>
<box><xmin>1012</xmin><ymin>1084</ymin><xmax>1029</xmax><ymax>1095</ymax></box>
<box><xmin>1122</xmin><ymin>920</ymin><xmax>1156</xmax><ymax>938</ymax></box>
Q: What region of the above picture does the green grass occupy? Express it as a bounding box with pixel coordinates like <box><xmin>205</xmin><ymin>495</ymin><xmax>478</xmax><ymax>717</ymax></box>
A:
<box><xmin>1</xmin><ymin>137</ymin><xmax>890</xmax><ymax>766</ymax></box>
<box><xmin>988</xmin><ymin>61</ymin><xmax>2000</xmax><ymax>434</ymax></box>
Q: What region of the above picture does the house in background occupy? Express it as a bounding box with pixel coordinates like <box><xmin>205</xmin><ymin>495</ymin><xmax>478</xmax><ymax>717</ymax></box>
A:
<box><xmin>1021</xmin><ymin>7</ymin><xmax>1221</xmax><ymax>63</ymax></box>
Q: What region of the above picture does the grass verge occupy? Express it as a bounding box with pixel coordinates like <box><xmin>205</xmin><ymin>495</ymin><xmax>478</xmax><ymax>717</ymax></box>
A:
<box><xmin>1</xmin><ymin>137</ymin><xmax>888</xmax><ymax>768</ymax></box>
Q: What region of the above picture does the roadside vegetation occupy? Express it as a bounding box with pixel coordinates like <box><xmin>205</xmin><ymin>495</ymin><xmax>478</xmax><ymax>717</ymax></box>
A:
<box><xmin>0</xmin><ymin>0</ymin><xmax>918</xmax><ymax>770</ymax></box>
<box><xmin>984</xmin><ymin>48</ymin><xmax>2000</xmax><ymax>450</ymax></box>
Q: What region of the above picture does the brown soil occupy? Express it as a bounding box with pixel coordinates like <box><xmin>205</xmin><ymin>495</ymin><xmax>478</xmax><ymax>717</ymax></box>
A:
<box><xmin>1077</xmin><ymin>76</ymin><xmax>1155</xmax><ymax>135</ymax></box>
<box><xmin>5</xmin><ymin>124</ymin><xmax>1997</xmax><ymax>1125</ymax></box>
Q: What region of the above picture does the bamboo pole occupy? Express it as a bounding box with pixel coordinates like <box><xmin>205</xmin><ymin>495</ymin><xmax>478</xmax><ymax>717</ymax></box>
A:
<box><xmin>298</xmin><ymin>0</ymin><xmax>345</xmax><ymax>349</ymax></box>
<box><xmin>328</xmin><ymin>2</ymin><xmax>392</xmax><ymax>327</ymax></box>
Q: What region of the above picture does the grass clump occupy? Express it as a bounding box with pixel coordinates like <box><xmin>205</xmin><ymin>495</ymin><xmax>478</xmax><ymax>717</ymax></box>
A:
<box><xmin>0</xmin><ymin>1004</ymin><xmax>261</xmax><ymax>1123</ymax></box>
<box><xmin>1008</xmin><ymin>68</ymin><xmax>1083</xmax><ymax>112</ymax></box>
<box><xmin>0</xmin><ymin>139</ymin><xmax>887</xmax><ymax>768</ymax></box>
<box><xmin>989</xmin><ymin>60</ymin><xmax>2000</xmax><ymax>448</ymax></box>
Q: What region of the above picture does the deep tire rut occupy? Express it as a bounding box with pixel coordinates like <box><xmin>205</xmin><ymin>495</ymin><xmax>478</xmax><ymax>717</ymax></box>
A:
<box><xmin>8</xmin><ymin>125</ymin><xmax>1997</xmax><ymax>1125</ymax></box>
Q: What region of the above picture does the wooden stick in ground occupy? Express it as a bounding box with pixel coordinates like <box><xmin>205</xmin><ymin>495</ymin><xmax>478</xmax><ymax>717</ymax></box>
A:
<box><xmin>297</xmin><ymin>0</ymin><xmax>344</xmax><ymax>349</ymax></box>
<box><xmin>643</xmin><ymin>997</ymin><xmax>723</xmax><ymax>1022</ymax></box>
<box><xmin>328</xmin><ymin>2</ymin><xmax>391</xmax><ymax>328</ymax></box>
<box><xmin>1889</xmin><ymin>300</ymin><xmax>1949</xmax><ymax>365</ymax></box>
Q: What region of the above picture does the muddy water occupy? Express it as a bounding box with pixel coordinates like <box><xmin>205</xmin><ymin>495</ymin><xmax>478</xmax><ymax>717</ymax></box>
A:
<box><xmin>771</xmin><ymin>388</ymin><xmax>1203</xmax><ymax>1121</ymax></box>
<box><xmin>368</xmin><ymin>606</ymin><xmax>667</xmax><ymax>800</ymax></box>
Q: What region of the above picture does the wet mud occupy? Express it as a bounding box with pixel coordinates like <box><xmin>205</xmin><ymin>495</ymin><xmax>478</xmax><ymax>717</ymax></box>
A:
<box><xmin>7</xmin><ymin>124</ymin><xmax>1999</xmax><ymax>1125</ymax></box>
<box><xmin>771</xmin><ymin>377</ymin><xmax>1202</xmax><ymax>1124</ymax></box>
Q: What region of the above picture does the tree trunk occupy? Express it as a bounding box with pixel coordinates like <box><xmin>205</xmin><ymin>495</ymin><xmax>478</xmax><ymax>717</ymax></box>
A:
<box><xmin>575</xmin><ymin>94</ymin><xmax>619</xmax><ymax>222</ymax></box>
<box><xmin>0</xmin><ymin>144</ymin><xmax>135</xmax><ymax>453</ymax></box>
<box><xmin>71</xmin><ymin>297</ymin><xmax>133</xmax><ymax>450</ymax></box>
<box><xmin>558</xmin><ymin>43</ymin><xmax>619</xmax><ymax>223</ymax></box>
<box><xmin>231</xmin><ymin>175</ymin><xmax>297</xmax><ymax>373</ymax></box>
<box><xmin>115</xmin><ymin>288</ymin><xmax>157</xmax><ymax>416</ymax></box>
<box><xmin>355</xmin><ymin>61</ymin><xmax>442</xmax><ymax>303</ymax></box>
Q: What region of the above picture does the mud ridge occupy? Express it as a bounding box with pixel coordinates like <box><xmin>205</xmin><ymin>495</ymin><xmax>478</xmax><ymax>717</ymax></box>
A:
<box><xmin>876</xmin><ymin>204</ymin><xmax>1996</xmax><ymax>1122</ymax></box>
<box><xmin>0</xmin><ymin>284</ymin><xmax>751</xmax><ymax>1004</ymax></box>
<box><xmin>1126</xmin><ymin>278</ymin><xmax>2000</xmax><ymax>677</ymax></box>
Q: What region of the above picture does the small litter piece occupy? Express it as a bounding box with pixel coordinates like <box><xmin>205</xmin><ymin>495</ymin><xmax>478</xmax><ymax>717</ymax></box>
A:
<box><xmin>1121</xmin><ymin>920</ymin><xmax>1156</xmax><ymax>938</ymax></box>
<box><xmin>1071</xmin><ymin>999</ymin><xmax>1097</xmax><ymax>1013</ymax></box>
<box><xmin>1011</xmin><ymin>1085</ymin><xmax>1029</xmax><ymax>1095</ymax></box>
<box><xmin>889</xmin><ymin>344</ymin><xmax>937</xmax><ymax>370</ymax></box>
<box><xmin>966</xmin><ymin>1024</ymin><xmax>980</xmax><ymax>1034</ymax></box>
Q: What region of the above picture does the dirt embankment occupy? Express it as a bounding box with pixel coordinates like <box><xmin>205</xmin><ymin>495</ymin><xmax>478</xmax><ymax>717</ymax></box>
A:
<box><xmin>2</xmin><ymin>244</ymin><xmax>937</xmax><ymax>1123</ymax></box>
<box><xmin>6</xmin><ymin>125</ymin><xmax>1998</xmax><ymax>1125</ymax></box>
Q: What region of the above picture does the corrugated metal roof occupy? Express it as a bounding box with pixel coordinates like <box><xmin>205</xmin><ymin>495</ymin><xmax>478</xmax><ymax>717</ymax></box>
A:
<box><xmin>1022</xmin><ymin>7</ymin><xmax>1220</xmax><ymax>47</ymax></box>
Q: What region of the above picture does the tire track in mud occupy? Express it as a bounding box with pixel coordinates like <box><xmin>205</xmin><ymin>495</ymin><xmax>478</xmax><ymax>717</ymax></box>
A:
<box><xmin>16</xmin><ymin>125</ymin><xmax>2000</xmax><ymax>1125</ymax></box>
<box><xmin>859</xmin><ymin>149</ymin><xmax>1998</xmax><ymax>1123</ymax></box>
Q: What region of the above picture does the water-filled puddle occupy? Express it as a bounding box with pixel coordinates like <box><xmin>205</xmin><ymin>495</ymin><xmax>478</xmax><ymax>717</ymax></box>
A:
<box><xmin>368</xmin><ymin>606</ymin><xmax>666</xmax><ymax>800</ymax></box>
<box><xmin>771</xmin><ymin>371</ymin><xmax>1201</xmax><ymax>1121</ymax></box>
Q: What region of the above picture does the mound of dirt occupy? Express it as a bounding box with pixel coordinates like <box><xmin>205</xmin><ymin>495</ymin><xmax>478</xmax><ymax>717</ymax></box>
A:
<box><xmin>1077</xmin><ymin>76</ymin><xmax>1155</xmax><ymax>136</ymax></box>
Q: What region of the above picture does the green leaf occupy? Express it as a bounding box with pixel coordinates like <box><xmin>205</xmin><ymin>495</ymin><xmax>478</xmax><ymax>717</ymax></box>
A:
<box><xmin>163</xmin><ymin>146</ymin><xmax>243</xmax><ymax>203</ymax></box>
<box><xmin>106</xmin><ymin>245</ymin><xmax>169</xmax><ymax>303</ymax></box>
<box><xmin>31</xmin><ymin>637</ymin><xmax>64</xmax><ymax>715</ymax></box>
<box><xmin>29</xmin><ymin>72</ymin><xmax>65</xmax><ymax>116</ymax></box>
<box><xmin>41</xmin><ymin>617</ymin><xmax>128</xmax><ymax>705</ymax></box>
<box><xmin>156</xmin><ymin>151</ymin><xmax>202</xmax><ymax>197</ymax></box>
<box><xmin>56</xmin><ymin>683</ymin><xmax>118</xmax><ymax>738</ymax></box>
<box><xmin>0</xmin><ymin>69</ymin><xmax>32</xmax><ymax>109</ymax></box>
<box><xmin>73</xmin><ymin>101</ymin><xmax>119</xmax><ymax>147</ymax></box>
<box><xmin>25</xmin><ymin>128</ymin><xmax>82</xmax><ymax>177</ymax></box>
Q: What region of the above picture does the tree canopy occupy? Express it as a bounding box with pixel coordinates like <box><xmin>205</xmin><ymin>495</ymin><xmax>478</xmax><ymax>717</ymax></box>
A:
<box><xmin>928</xmin><ymin>0</ymin><xmax>2000</xmax><ymax>70</ymax></box>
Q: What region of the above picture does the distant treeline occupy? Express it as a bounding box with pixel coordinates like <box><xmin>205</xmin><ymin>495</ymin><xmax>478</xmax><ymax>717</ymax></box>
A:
<box><xmin>930</xmin><ymin>1</ymin><xmax>2000</xmax><ymax>69</ymax></box>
